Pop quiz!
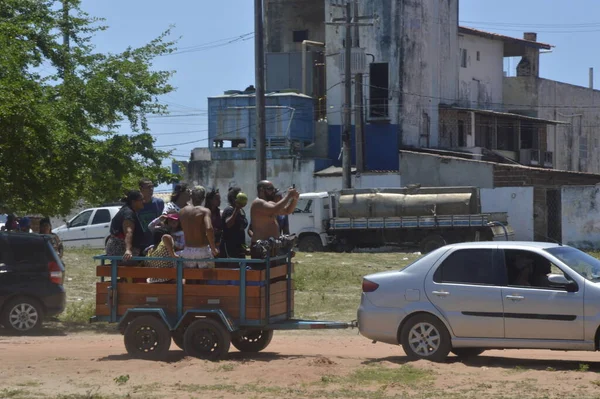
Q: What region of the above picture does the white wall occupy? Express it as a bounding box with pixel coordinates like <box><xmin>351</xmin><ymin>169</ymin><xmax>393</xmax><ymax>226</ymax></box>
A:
<box><xmin>459</xmin><ymin>34</ymin><xmax>504</xmax><ymax>109</ymax></box>
<box><xmin>315</xmin><ymin>173</ymin><xmax>402</xmax><ymax>192</ymax></box>
<box><xmin>561</xmin><ymin>185</ymin><xmax>600</xmax><ymax>249</ymax></box>
<box><xmin>481</xmin><ymin>187</ymin><xmax>534</xmax><ymax>241</ymax></box>
<box><xmin>187</xmin><ymin>158</ymin><xmax>317</xmax><ymax>202</ymax></box>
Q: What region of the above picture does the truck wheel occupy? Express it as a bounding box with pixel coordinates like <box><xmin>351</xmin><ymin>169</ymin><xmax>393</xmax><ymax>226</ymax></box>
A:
<box><xmin>419</xmin><ymin>235</ymin><xmax>447</xmax><ymax>254</ymax></box>
<box><xmin>184</xmin><ymin>318</ymin><xmax>231</xmax><ymax>361</ymax></box>
<box><xmin>400</xmin><ymin>314</ymin><xmax>451</xmax><ymax>363</ymax></box>
<box><xmin>1</xmin><ymin>297</ymin><xmax>44</xmax><ymax>334</ymax></box>
<box><xmin>298</xmin><ymin>236</ymin><xmax>323</xmax><ymax>253</ymax></box>
<box><xmin>231</xmin><ymin>329</ymin><xmax>273</xmax><ymax>353</ymax></box>
<box><xmin>123</xmin><ymin>315</ymin><xmax>171</xmax><ymax>360</ymax></box>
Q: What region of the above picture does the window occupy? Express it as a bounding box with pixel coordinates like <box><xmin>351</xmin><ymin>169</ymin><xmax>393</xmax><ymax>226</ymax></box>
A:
<box><xmin>293</xmin><ymin>30</ymin><xmax>309</xmax><ymax>43</ymax></box>
<box><xmin>460</xmin><ymin>49</ymin><xmax>467</xmax><ymax>68</ymax></box>
<box><xmin>69</xmin><ymin>210</ymin><xmax>92</xmax><ymax>228</ymax></box>
<box><xmin>92</xmin><ymin>209</ymin><xmax>111</xmax><ymax>225</ymax></box>
<box><xmin>369</xmin><ymin>63</ymin><xmax>389</xmax><ymax>119</ymax></box>
<box><xmin>294</xmin><ymin>199</ymin><xmax>313</xmax><ymax>214</ymax></box>
<box><xmin>504</xmin><ymin>249</ymin><xmax>571</xmax><ymax>289</ymax></box>
<box><xmin>476</xmin><ymin>51</ymin><xmax>480</xmax><ymax>61</ymax></box>
<box><xmin>433</xmin><ymin>249</ymin><xmax>498</xmax><ymax>285</ymax></box>
<box><xmin>7</xmin><ymin>235</ymin><xmax>47</xmax><ymax>264</ymax></box>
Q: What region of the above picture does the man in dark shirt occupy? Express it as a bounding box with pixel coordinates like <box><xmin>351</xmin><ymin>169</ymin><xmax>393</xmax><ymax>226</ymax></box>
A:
<box><xmin>137</xmin><ymin>178</ymin><xmax>165</xmax><ymax>250</ymax></box>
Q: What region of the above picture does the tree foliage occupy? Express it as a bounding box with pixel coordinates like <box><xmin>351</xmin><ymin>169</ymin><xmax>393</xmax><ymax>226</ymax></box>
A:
<box><xmin>0</xmin><ymin>0</ymin><xmax>180</xmax><ymax>216</ymax></box>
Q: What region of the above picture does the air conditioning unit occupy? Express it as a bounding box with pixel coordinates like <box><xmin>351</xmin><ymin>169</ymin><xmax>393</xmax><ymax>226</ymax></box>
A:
<box><xmin>519</xmin><ymin>149</ymin><xmax>540</xmax><ymax>166</ymax></box>
<box><xmin>544</xmin><ymin>151</ymin><xmax>554</xmax><ymax>168</ymax></box>
<box><xmin>339</xmin><ymin>47</ymin><xmax>367</xmax><ymax>75</ymax></box>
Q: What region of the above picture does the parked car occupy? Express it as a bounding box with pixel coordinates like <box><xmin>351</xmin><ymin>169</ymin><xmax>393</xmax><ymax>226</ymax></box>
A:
<box><xmin>0</xmin><ymin>232</ymin><xmax>66</xmax><ymax>334</ymax></box>
<box><xmin>358</xmin><ymin>241</ymin><xmax>600</xmax><ymax>362</ymax></box>
<box><xmin>53</xmin><ymin>206</ymin><xmax>120</xmax><ymax>249</ymax></box>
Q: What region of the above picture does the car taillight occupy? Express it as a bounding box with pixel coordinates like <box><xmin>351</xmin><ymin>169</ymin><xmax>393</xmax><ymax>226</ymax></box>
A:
<box><xmin>48</xmin><ymin>261</ymin><xmax>64</xmax><ymax>285</ymax></box>
<box><xmin>362</xmin><ymin>279</ymin><xmax>379</xmax><ymax>293</ymax></box>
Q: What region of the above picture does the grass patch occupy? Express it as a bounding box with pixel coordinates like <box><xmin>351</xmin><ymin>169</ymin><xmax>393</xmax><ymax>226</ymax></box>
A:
<box><xmin>15</xmin><ymin>381</ymin><xmax>40</xmax><ymax>388</ymax></box>
<box><xmin>322</xmin><ymin>364</ymin><xmax>434</xmax><ymax>387</ymax></box>
<box><xmin>59</xmin><ymin>300</ymin><xmax>95</xmax><ymax>324</ymax></box>
<box><xmin>0</xmin><ymin>389</ymin><xmax>29</xmax><ymax>398</ymax></box>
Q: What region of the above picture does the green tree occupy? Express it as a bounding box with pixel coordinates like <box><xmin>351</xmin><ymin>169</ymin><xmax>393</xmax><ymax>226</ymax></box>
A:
<box><xmin>0</xmin><ymin>0</ymin><xmax>180</xmax><ymax>216</ymax></box>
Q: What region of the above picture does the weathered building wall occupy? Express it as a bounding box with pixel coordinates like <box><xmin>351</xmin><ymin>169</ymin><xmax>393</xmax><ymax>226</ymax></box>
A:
<box><xmin>324</xmin><ymin>0</ymin><xmax>459</xmax><ymax>170</ymax></box>
<box><xmin>399</xmin><ymin>151</ymin><xmax>494</xmax><ymax>188</ymax></box>
<box><xmin>315</xmin><ymin>172</ymin><xmax>402</xmax><ymax>192</ymax></box>
<box><xmin>504</xmin><ymin>77</ymin><xmax>600</xmax><ymax>174</ymax></box>
<box><xmin>480</xmin><ymin>187</ymin><xmax>534</xmax><ymax>241</ymax></box>
<box><xmin>458</xmin><ymin>33</ymin><xmax>504</xmax><ymax>110</ymax></box>
<box><xmin>265</xmin><ymin>0</ymin><xmax>325</xmax><ymax>54</ymax></box>
<box><xmin>561</xmin><ymin>185</ymin><xmax>600</xmax><ymax>249</ymax></box>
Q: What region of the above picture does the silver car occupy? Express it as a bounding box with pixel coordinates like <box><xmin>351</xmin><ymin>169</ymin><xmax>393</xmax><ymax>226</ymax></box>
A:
<box><xmin>357</xmin><ymin>242</ymin><xmax>600</xmax><ymax>362</ymax></box>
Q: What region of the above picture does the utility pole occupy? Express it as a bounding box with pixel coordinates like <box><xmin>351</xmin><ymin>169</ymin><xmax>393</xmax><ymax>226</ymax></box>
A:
<box><xmin>254</xmin><ymin>0</ymin><xmax>267</xmax><ymax>182</ymax></box>
<box><xmin>353</xmin><ymin>2</ymin><xmax>365</xmax><ymax>173</ymax></box>
<box><xmin>327</xmin><ymin>2</ymin><xmax>374</xmax><ymax>188</ymax></box>
<box><xmin>342</xmin><ymin>2</ymin><xmax>352</xmax><ymax>189</ymax></box>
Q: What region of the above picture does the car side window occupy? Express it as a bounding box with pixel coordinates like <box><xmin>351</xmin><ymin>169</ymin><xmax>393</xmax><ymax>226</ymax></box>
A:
<box><xmin>504</xmin><ymin>249</ymin><xmax>570</xmax><ymax>289</ymax></box>
<box><xmin>70</xmin><ymin>210</ymin><xmax>93</xmax><ymax>227</ymax></box>
<box><xmin>433</xmin><ymin>249</ymin><xmax>497</xmax><ymax>285</ymax></box>
<box><xmin>91</xmin><ymin>209</ymin><xmax>111</xmax><ymax>225</ymax></box>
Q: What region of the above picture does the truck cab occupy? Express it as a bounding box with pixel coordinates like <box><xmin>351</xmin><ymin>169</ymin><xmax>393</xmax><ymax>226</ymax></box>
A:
<box><xmin>290</xmin><ymin>192</ymin><xmax>331</xmax><ymax>252</ymax></box>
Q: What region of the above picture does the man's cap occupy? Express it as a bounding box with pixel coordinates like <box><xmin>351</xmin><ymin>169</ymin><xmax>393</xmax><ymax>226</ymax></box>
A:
<box><xmin>19</xmin><ymin>217</ymin><xmax>31</xmax><ymax>227</ymax></box>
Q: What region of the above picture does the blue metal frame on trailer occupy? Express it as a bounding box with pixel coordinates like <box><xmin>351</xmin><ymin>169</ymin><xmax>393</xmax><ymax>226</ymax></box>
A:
<box><xmin>90</xmin><ymin>253</ymin><xmax>357</xmax><ymax>332</ymax></box>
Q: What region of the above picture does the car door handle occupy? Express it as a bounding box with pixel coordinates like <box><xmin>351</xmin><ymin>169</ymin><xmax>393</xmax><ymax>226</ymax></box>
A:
<box><xmin>506</xmin><ymin>295</ymin><xmax>524</xmax><ymax>301</ymax></box>
<box><xmin>104</xmin><ymin>226</ymin><xmax>109</xmax><ymax>228</ymax></box>
<box><xmin>432</xmin><ymin>291</ymin><xmax>450</xmax><ymax>297</ymax></box>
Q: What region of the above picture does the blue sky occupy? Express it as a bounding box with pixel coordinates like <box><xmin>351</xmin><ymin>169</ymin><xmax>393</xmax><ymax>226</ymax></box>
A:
<box><xmin>80</xmin><ymin>0</ymin><xmax>600</xmax><ymax>191</ymax></box>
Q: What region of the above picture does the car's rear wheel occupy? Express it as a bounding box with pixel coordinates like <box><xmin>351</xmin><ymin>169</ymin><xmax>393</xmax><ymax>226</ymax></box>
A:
<box><xmin>451</xmin><ymin>348</ymin><xmax>485</xmax><ymax>358</ymax></box>
<box><xmin>400</xmin><ymin>314</ymin><xmax>451</xmax><ymax>362</ymax></box>
<box><xmin>1</xmin><ymin>297</ymin><xmax>44</xmax><ymax>334</ymax></box>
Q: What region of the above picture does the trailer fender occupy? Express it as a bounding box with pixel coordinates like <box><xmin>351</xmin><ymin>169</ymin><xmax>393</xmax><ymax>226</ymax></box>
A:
<box><xmin>117</xmin><ymin>308</ymin><xmax>174</xmax><ymax>333</ymax></box>
<box><xmin>174</xmin><ymin>309</ymin><xmax>237</xmax><ymax>333</ymax></box>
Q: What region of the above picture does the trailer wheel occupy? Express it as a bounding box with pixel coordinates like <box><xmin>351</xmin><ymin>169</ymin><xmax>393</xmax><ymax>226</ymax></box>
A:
<box><xmin>123</xmin><ymin>315</ymin><xmax>171</xmax><ymax>360</ymax></box>
<box><xmin>419</xmin><ymin>235</ymin><xmax>447</xmax><ymax>254</ymax></box>
<box><xmin>231</xmin><ymin>329</ymin><xmax>273</xmax><ymax>353</ymax></box>
<box><xmin>298</xmin><ymin>235</ymin><xmax>323</xmax><ymax>253</ymax></box>
<box><xmin>184</xmin><ymin>318</ymin><xmax>231</xmax><ymax>361</ymax></box>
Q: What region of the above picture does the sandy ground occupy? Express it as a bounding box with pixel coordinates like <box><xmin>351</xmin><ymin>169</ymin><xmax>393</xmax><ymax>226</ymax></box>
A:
<box><xmin>2</xmin><ymin>330</ymin><xmax>600</xmax><ymax>398</ymax></box>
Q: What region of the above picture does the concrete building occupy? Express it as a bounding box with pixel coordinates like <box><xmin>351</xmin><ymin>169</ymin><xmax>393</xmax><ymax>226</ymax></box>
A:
<box><xmin>265</xmin><ymin>0</ymin><xmax>459</xmax><ymax>171</ymax></box>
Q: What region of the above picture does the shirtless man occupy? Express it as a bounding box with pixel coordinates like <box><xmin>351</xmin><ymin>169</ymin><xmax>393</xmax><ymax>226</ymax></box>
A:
<box><xmin>250</xmin><ymin>180</ymin><xmax>299</xmax><ymax>259</ymax></box>
<box><xmin>179</xmin><ymin>186</ymin><xmax>219</xmax><ymax>268</ymax></box>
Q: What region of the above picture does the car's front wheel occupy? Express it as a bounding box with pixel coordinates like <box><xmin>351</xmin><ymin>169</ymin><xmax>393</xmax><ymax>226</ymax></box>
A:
<box><xmin>400</xmin><ymin>314</ymin><xmax>451</xmax><ymax>362</ymax></box>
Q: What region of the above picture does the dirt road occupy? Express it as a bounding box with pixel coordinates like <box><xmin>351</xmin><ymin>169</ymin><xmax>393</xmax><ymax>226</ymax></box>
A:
<box><xmin>1</xmin><ymin>330</ymin><xmax>600</xmax><ymax>398</ymax></box>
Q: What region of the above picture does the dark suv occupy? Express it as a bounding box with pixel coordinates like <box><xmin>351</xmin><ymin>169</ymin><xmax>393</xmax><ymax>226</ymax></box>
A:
<box><xmin>0</xmin><ymin>232</ymin><xmax>66</xmax><ymax>334</ymax></box>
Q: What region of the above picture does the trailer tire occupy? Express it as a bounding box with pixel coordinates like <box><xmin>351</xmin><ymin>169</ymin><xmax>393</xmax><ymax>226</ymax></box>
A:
<box><xmin>231</xmin><ymin>329</ymin><xmax>273</xmax><ymax>353</ymax></box>
<box><xmin>123</xmin><ymin>315</ymin><xmax>171</xmax><ymax>361</ymax></box>
<box><xmin>298</xmin><ymin>235</ymin><xmax>323</xmax><ymax>253</ymax></box>
<box><xmin>184</xmin><ymin>318</ymin><xmax>231</xmax><ymax>361</ymax></box>
<box><xmin>419</xmin><ymin>235</ymin><xmax>447</xmax><ymax>254</ymax></box>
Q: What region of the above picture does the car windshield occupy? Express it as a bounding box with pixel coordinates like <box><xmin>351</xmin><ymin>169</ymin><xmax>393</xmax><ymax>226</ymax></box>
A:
<box><xmin>546</xmin><ymin>246</ymin><xmax>600</xmax><ymax>282</ymax></box>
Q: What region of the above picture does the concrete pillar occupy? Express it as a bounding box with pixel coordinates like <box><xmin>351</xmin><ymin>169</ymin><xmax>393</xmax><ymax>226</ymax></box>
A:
<box><xmin>517</xmin><ymin>32</ymin><xmax>540</xmax><ymax>77</ymax></box>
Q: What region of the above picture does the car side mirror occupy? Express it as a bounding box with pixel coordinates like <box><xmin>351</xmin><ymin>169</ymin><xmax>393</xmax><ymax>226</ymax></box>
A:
<box><xmin>548</xmin><ymin>274</ymin><xmax>577</xmax><ymax>292</ymax></box>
